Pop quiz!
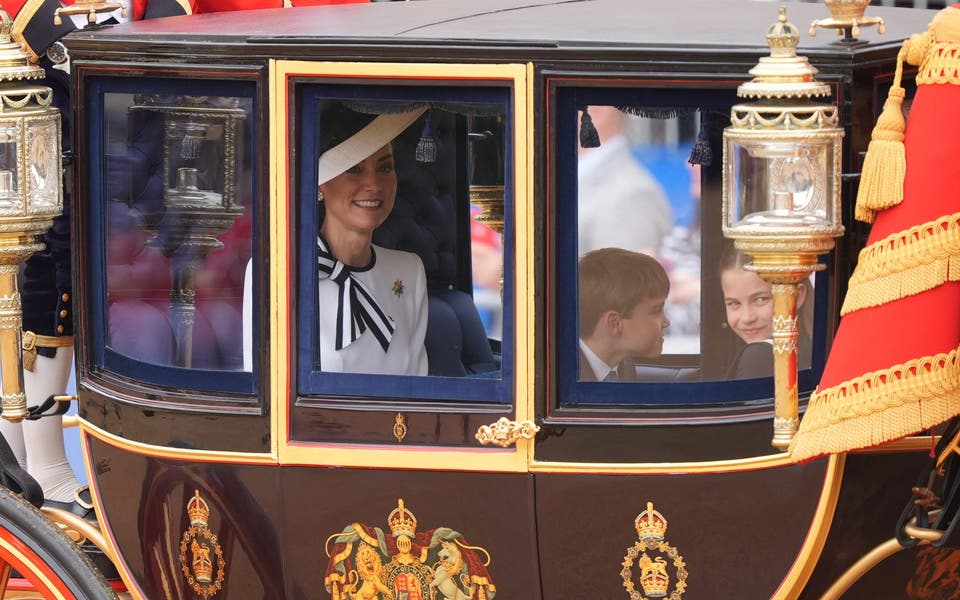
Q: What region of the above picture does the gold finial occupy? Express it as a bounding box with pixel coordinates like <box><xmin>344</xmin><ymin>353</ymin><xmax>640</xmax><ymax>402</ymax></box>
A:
<box><xmin>0</xmin><ymin>8</ymin><xmax>12</xmax><ymax>43</ymax></box>
<box><xmin>0</xmin><ymin>5</ymin><xmax>44</xmax><ymax>80</ymax></box>
<box><xmin>767</xmin><ymin>5</ymin><xmax>800</xmax><ymax>58</ymax></box>
<box><xmin>736</xmin><ymin>6</ymin><xmax>830</xmax><ymax>101</ymax></box>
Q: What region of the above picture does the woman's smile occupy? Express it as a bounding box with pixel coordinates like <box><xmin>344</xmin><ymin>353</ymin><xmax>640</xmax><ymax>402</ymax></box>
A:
<box><xmin>352</xmin><ymin>199</ymin><xmax>383</xmax><ymax>209</ymax></box>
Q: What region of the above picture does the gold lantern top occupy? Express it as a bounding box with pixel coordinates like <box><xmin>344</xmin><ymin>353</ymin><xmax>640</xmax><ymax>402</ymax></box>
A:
<box><xmin>0</xmin><ymin>6</ymin><xmax>62</xmax><ymax>239</ymax></box>
<box><xmin>738</xmin><ymin>7</ymin><xmax>830</xmax><ymax>102</ymax></box>
<box><xmin>723</xmin><ymin>5</ymin><xmax>844</xmax><ymax>254</ymax></box>
<box><xmin>0</xmin><ymin>11</ymin><xmax>44</xmax><ymax>83</ymax></box>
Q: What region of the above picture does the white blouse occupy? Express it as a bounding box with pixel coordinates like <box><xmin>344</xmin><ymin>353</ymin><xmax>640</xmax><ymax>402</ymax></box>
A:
<box><xmin>317</xmin><ymin>245</ymin><xmax>428</xmax><ymax>375</ymax></box>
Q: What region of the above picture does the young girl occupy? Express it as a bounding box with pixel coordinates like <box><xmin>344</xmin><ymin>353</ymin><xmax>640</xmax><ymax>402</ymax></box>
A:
<box><xmin>720</xmin><ymin>248</ymin><xmax>812</xmax><ymax>379</ymax></box>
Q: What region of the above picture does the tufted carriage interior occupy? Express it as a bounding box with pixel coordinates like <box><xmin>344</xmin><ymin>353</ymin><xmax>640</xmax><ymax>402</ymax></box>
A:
<box><xmin>373</xmin><ymin>110</ymin><xmax>498</xmax><ymax>377</ymax></box>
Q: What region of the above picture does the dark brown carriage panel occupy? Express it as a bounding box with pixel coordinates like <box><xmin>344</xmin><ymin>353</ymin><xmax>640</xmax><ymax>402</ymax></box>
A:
<box><xmin>85</xmin><ymin>434</ymin><xmax>285</xmax><ymax>598</ymax></box>
<box><xmin>280</xmin><ymin>467</ymin><xmax>540</xmax><ymax>598</ymax></box>
<box><xmin>87</xmin><ymin>432</ymin><xmax>540</xmax><ymax>599</ymax></box>
<box><xmin>80</xmin><ymin>389</ymin><xmax>270</xmax><ymax>453</ymax></box>
<box><xmin>536</xmin><ymin>461</ymin><xmax>830</xmax><ymax>600</ymax></box>
<box><xmin>290</xmin><ymin>400</ymin><xmax>512</xmax><ymax>446</ymax></box>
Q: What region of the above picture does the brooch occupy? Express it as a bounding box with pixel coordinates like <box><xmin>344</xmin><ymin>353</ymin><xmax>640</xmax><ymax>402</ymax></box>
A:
<box><xmin>392</xmin><ymin>279</ymin><xmax>404</xmax><ymax>298</ymax></box>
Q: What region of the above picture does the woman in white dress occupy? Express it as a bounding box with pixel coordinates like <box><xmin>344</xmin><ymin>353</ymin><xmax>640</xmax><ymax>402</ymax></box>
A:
<box><xmin>314</xmin><ymin>104</ymin><xmax>429</xmax><ymax>375</ymax></box>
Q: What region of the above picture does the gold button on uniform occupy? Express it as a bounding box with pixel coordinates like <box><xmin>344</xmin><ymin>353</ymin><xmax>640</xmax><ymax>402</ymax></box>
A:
<box><xmin>61</xmin><ymin>293</ymin><xmax>69</xmax><ymax>302</ymax></box>
<box><xmin>59</xmin><ymin>310</ymin><xmax>68</xmax><ymax>318</ymax></box>
<box><xmin>57</xmin><ymin>325</ymin><xmax>64</xmax><ymax>333</ymax></box>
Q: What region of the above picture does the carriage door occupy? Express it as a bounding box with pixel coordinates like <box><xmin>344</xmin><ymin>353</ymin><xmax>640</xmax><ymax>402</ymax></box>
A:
<box><xmin>532</xmin><ymin>78</ymin><xmax>843</xmax><ymax>599</ymax></box>
<box><xmin>271</xmin><ymin>61</ymin><xmax>541</xmax><ymax>598</ymax></box>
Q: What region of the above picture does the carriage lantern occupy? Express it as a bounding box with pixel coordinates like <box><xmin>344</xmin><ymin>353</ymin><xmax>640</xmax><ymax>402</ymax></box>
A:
<box><xmin>0</xmin><ymin>9</ymin><xmax>63</xmax><ymax>422</ymax></box>
<box><xmin>468</xmin><ymin>114</ymin><xmax>506</xmax><ymax>236</ymax></box>
<box><xmin>128</xmin><ymin>95</ymin><xmax>246</xmax><ymax>367</ymax></box>
<box><xmin>722</xmin><ymin>6</ymin><xmax>844</xmax><ymax>450</ymax></box>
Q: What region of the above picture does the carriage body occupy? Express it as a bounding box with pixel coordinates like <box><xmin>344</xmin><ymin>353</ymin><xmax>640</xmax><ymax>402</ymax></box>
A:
<box><xmin>43</xmin><ymin>1</ymin><xmax>945</xmax><ymax>598</ymax></box>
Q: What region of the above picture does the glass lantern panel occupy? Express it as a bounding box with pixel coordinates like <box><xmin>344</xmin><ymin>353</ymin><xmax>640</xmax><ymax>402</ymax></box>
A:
<box><xmin>26</xmin><ymin>119</ymin><xmax>61</xmax><ymax>213</ymax></box>
<box><xmin>163</xmin><ymin>101</ymin><xmax>245</xmax><ymax>211</ymax></box>
<box><xmin>0</xmin><ymin>124</ymin><xmax>19</xmax><ymax>213</ymax></box>
<box><xmin>726</xmin><ymin>136</ymin><xmax>835</xmax><ymax>231</ymax></box>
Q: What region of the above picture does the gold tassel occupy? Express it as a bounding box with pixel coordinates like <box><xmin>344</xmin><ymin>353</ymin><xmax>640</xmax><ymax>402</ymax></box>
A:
<box><xmin>855</xmin><ymin>45</ymin><xmax>907</xmax><ymax>224</ymax></box>
<box><xmin>854</xmin><ymin>28</ymin><xmax>935</xmax><ymax>224</ymax></box>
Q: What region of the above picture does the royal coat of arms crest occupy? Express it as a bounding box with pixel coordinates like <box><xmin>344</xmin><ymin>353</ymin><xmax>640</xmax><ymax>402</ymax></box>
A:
<box><xmin>324</xmin><ymin>498</ymin><xmax>496</xmax><ymax>600</ymax></box>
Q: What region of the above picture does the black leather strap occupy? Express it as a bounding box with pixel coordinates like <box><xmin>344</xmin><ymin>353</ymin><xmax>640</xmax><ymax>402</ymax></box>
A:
<box><xmin>0</xmin><ymin>433</ymin><xmax>43</xmax><ymax>508</ymax></box>
<box><xmin>896</xmin><ymin>417</ymin><xmax>960</xmax><ymax>548</ymax></box>
<box><xmin>25</xmin><ymin>395</ymin><xmax>70</xmax><ymax>421</ymax></box>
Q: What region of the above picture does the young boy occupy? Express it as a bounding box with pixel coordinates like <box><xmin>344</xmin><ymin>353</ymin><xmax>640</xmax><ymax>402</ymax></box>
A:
<box><xmin>578</xmin><ymin>248</ymin><xmax>671</xmax><ymax>382</ymax></box>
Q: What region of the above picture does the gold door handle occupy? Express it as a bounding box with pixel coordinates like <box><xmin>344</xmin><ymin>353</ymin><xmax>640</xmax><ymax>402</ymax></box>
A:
<box><xmin>475</xmin><ymin>417</ymin><xmax>540</xmax><ymax>447</ymax></box>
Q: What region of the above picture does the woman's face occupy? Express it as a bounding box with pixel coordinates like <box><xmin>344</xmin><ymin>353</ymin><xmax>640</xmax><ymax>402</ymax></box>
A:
<box><xmin>319</xmin><ymin>144</ymin><xmax>397</xmax><ymax>238</ymax></box>
<box><xmin>721</xmin><ymin>267</ymin><xmax>774</xmax><ymax>344</ymax></box>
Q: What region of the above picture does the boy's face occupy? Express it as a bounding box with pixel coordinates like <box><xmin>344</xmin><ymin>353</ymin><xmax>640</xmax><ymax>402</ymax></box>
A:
<box><xmin>618</xmin><ymin>294</ymin><xmax>670</xmax><ymax>359</ymax></box>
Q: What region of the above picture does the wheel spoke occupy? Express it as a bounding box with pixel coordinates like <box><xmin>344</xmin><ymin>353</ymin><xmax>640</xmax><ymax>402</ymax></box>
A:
<box><xmin>0</xmin><ymin>559</ymin><xmax>11</xmax><ymax>594</ymax></box>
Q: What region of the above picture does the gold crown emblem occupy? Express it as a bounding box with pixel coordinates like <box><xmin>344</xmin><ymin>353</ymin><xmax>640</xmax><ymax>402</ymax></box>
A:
<box><xmin>634</xmin><ymin>502</ymin><xmax>668</xmax><ymax>541</ymax></box>
<box><xmin>187</xmin><ymin>490</ymin><xmax>210</xmax><ymax>527</ymax></box>
<box><xmin>388</xmin><ymin>498</ymin><xmax>417</xmax><ymax>538</ymax></box>
<box><xmin>641</xmin><ymin>571</ymin><xmax>670</xmax><ymax>598</ymax></box>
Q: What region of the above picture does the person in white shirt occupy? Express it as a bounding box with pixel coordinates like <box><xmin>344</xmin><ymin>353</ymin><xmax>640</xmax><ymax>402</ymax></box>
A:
<box><xmin>577</xmin><ymin>106</ymin><xmax>673</xmax><ymax>258</ymax></box>
<box><xmin>313</xmin><ymin>104</ymin><xmax>429</xmax><ymax>375</ymax></box>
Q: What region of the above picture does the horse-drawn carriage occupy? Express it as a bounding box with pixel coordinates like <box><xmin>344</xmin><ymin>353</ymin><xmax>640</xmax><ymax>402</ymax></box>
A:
<box><xmin>0</xmin><ymin>0</ymin><xmax>954</xmax><ymax>598</ymax></box>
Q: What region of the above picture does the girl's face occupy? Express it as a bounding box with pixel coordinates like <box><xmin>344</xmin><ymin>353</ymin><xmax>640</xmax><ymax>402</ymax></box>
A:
<box><xmin>319</xmin><ymin>144</ymin><xmax>397</xmax><ymax>239</ymax></box>
<box><xmin>721</xmin><ymin>267</ymin><xmax>774</xmax><ymax>344</ymax></box>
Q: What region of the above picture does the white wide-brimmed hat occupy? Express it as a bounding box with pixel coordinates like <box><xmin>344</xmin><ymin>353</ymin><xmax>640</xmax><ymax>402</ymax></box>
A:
<box><xmin>317</xmin><ymin>105</ymin><xmax>427</xmax><ymax>186</ymax></box>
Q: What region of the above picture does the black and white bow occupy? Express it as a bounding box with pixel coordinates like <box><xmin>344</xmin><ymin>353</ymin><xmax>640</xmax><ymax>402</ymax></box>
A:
<box><xmin>317</xmin><ymin>236</ymin><xmax>395</xmax><ymax>352</ymax></box>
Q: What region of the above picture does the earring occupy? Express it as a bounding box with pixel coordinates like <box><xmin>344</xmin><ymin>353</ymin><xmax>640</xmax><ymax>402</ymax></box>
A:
<box><xmin>318</xmin><ymin>190</ymin><xmax>325</xmax><ymax>202</ymax></box>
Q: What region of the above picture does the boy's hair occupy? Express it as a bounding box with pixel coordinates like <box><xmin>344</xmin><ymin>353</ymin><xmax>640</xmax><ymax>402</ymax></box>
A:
<box><xmin>578</xmin><ymin>248</ymin><xmax>669</xmax><ymax>333</ymax></box>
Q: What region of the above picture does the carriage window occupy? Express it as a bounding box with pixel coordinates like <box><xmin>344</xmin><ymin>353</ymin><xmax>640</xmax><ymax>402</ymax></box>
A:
<box><xmin>295</xmin><ymin>84</ymin><xmax>511</xmax><ymax>402</ymax></box>
<box><xmin>559</xmin><ymin>91</ymin><xmax>826</xmax><ymax>406</ymax></box>
<box><xmin>91</xmin><ymin>82</ymin><xmax>256</xmax><ymax>392</ymax></box>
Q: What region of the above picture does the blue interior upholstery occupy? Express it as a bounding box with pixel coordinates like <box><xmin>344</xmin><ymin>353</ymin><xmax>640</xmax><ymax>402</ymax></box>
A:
<box><xmin>374</xmin><ymin>111</ymin><xmax>496</xmax><ymax>376</ymax></box>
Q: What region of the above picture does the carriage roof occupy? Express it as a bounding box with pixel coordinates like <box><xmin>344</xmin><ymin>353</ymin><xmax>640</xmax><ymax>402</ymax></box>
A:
<box><xmin>65</xmin><ymin>0</ymin><xmax>931</xmax><ymax>61</ymax></box>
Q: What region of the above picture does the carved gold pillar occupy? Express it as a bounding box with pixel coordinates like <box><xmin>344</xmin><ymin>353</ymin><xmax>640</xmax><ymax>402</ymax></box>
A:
<box><xmin>771</xmin><ymin>282</ymin><xmax>800</xmax><ymax>448</ymax></box>
<box><xmin>0</xmin><ymin>261</ymin><xmax>34</xmax><ymax>421</ymax></box>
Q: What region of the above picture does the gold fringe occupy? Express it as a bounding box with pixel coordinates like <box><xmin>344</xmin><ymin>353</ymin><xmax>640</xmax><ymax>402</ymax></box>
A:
<box><xmin>916</xmin><ymin>42</ymin><xmax>960</xmax><ymax>85</ymax></box>
<box><xmin>789</xmin><ymin>347</ymin><xmax>960</xmax><ymax>461</ymax></box>
<box><xmin>840</xmin><ymin>212</ymin><xmax>960</xmax><ymax>315</ymax></box>
<box><xmin>855</xmin><ymin>44</ymin><xmax>907</xmax><ymax>224</ymax></box>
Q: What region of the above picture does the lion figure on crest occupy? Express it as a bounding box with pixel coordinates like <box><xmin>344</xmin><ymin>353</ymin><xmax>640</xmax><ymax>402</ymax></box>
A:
<box><xmin>638</xmin><ymin>552</ymin><xmax>668</xmax><ymax>579</ymax></box>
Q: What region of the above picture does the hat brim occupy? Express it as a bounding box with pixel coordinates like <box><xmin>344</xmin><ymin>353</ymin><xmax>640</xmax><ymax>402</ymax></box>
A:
<box><xmin>317</xmin><ymin>106</ymin><xmax>427</xmax><ymax>186</ymax></box>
